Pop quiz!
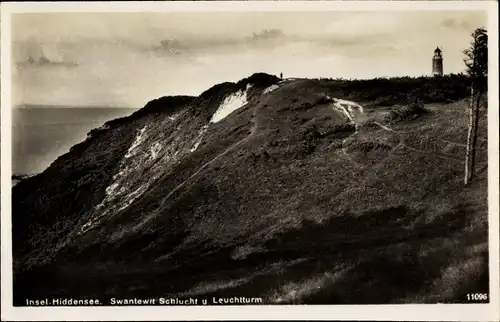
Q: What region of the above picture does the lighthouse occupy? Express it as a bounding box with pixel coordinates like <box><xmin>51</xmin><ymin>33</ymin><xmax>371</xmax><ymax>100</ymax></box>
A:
<box><xmin>432</xmin><ymin>47</ymin><xmax>443</xmax><ymax>77</ymax></box>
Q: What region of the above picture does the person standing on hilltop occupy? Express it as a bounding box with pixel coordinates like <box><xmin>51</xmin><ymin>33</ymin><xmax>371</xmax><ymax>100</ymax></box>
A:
<box><xmin>280</xmin><ymin>72</ymin><xmax>283</xmax><ymax>80</ymax></box>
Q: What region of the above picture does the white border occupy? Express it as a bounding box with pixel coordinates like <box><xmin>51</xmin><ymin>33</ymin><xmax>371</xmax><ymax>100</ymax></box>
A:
<box><xmin>1</xmin><ymin>1</ymin><xmax>499</xmax><ymax>321</ymax></box>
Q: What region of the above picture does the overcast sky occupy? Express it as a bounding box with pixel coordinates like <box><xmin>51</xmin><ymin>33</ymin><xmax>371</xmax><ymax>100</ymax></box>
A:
<box><xmin>12</xmin><ymin>11</ymin><xmax>487</xmax><ymax>108</ymax></box>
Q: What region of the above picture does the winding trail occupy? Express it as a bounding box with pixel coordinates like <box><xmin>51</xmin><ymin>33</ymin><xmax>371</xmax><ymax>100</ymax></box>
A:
<box><xmin>340</xmin><ymin>131</ymin><xmax>364</xmax><ymax>170</ymax></box>
<box><xmin>335</xmin><ymin>115</ymin><xmax>465</xmax><ymax>203</ymax></box>
<box><xmin>439</xmin><ymin>139</ymin><xmax>467</xmax><ymax>147</ymax></box>
<box><xmin>158</xmin><ymin>91</ymin><xmax>267</xmax><ymax>203</ymax></box>
<box><xmin>338</xmin><ymin>117</ymin><xmax>467</xmax><ymax>176</ymax></box>
<box><xmin>126</xmin><ymin>84</ymin><xmax>282</xmax><ymax>234</ymax></box>
<box><xmin>401</xmin><ymin>144</ymin><xmax>463</xmax><ymax>161</ymax></box>
<box><xmin>373</xmin><ymin>121</ymin><xmax>399</xmax><ymax>133</ymax></box>
<box><xmin>372</xmin><ymin>122</ymin><xmax>464</xmax><ymax>162</ymax></box>
<box><xmin>339</xmin><ymin>122</ymin><xmax>404</xmax><ymax>172</ymax></box>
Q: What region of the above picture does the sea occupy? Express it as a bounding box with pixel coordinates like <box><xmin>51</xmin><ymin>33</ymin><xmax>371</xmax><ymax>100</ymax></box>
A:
<box><xmin>11</xmin><ymin>106</ymin><xmax>137</xmax><ymax>176</ymax></box>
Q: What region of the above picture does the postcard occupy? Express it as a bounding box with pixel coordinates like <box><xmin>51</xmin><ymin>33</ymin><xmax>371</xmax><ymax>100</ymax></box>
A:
<box><xmin>1</xmin><ymin>1</ymin><xmax>499</xmax><ymax>321</ymax></box>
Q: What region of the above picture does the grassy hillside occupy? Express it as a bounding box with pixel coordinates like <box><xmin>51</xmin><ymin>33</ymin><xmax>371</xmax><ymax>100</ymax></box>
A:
<box><xmin>12</xmin><ymin>74</ymin><xmax>488</xmax><ymax>305</ymax></box>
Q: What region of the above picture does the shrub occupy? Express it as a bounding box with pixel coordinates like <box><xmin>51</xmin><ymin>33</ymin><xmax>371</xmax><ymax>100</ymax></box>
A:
<box><xmin>323</xmin><ymin>74</ymin><xmax>470</xmax><ymax>106</ymax></box>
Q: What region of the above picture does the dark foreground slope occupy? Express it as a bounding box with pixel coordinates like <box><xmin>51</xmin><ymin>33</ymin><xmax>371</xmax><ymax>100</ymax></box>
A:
<box><xmin>12</xmin><ymin>74</ymin><xmax>488</xmax><ymax>304</ymax></box>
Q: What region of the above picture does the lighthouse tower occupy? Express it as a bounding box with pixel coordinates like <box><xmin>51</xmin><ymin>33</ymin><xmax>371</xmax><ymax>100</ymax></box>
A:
<box><xmin>432</xmin><ymin>47</ymin><xmax>443</xmax><ymax>77</ymax></box>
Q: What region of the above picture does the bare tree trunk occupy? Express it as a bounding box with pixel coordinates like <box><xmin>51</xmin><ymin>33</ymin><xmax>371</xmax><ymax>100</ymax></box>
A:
<box><xmin>470</xmin><ymin>89</ymin><xmax>482</xmax><ymax>180</ymax></box>
<box><xmin>464</xmin><ymin>85</ymin><xmax>475</xmax><ymax>185</ymax></box>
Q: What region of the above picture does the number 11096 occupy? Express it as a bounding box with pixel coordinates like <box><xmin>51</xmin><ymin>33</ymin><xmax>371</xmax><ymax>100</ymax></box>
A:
<box><xmin>467</xmin><ymin>293</ymin><xmax>488</xmax><ymax>301</ymax></box>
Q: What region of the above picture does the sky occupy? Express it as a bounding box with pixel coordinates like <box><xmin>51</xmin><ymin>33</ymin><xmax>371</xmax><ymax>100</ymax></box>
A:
<box><xmin>11</xmin><ymin>11</ymin><xmax>487</xmax><ymax>108</ymax></box>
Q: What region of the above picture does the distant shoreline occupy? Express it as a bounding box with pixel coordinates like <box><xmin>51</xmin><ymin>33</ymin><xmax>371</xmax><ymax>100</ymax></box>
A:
<box><xmin>11</xmin><ymin>107</ymin><xmax>138</xmax><ymax>174</ymax></box>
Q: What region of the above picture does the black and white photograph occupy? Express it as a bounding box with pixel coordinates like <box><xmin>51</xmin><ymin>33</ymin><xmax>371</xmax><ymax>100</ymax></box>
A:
<box><xmin>1</xmin><ymin>1</ymin><xmax>499</xmax><ymax>321</ymax></box>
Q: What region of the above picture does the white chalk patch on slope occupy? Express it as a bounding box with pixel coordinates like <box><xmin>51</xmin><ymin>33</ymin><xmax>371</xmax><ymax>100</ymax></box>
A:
<box><xmin>150</xmin><ymin>142</ymin><xmax>162</xmax><ymax>160</ymax></box>
<box><xmin>79</xmin><ymin>121</ymin><xmax>193</xmax><ymax>235</ymax></box>
<box><xmin>336</xmin><ymin>98</ymin><xmax>365</xmax><ymax>114</ymax></box>
<box><xmin>125</xmin><ymin>126</ymin><xmax>148</xmax><ymax>158</ymax></box>
<box><xmin>330</xmin><ymin>97</ymin><xmax>365</xmax><ymax>126</ymax></box>
<box><xmin>332</xmin><ymin>100</ymin><xmax>354</xmax><ymax>122</ymax></box>
<box><xmin>263</xmin><ymin>84</ymin><xmax>279</xmax><ymax>94</ymax></box>
<box><xmin>105</xmin><ymin>182</ymin><xmax>120</xmax><ymax>196</ymax></box>
<box><xmin>329</xmin><ymin>97</ymin><xmax>367</xmax><ymax>167</ymax></box>
<box><xmin>190</xmin><ymin>125</ymin><xmax>208</xmax><ymax>152</ymax></box>
<box><xmin>168</xmin><ymin>113</ymin><xmax>180</xmax><ymax>121</ymax></box>
<box><xmin>210</xmin><ymin>85</ymin><xmax>251</xmax><ymax>123</ymax></box>
<box><xmin>116</xmin><ymin>184</ymin><xmax>149</xmax><ymax>212</ymax></box>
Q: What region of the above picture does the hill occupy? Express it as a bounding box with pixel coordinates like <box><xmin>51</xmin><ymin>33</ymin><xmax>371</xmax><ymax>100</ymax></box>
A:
<box><xmin>12</xmin><ymin>73</ymin><xmax>488</xmax><ymax>304</ymax></box>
